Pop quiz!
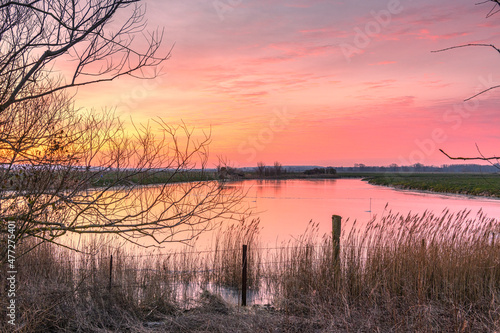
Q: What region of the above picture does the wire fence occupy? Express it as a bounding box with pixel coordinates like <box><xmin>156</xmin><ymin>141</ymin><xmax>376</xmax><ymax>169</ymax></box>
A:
<box><xmin>5</xmin><ymin>240</ymin><xmax>352</xmax><ymax>307</ymax></box>
<box><xmin>5</xmin><ymin>213</ymin><xmax>498</xmax><ymax>309</ymax></box>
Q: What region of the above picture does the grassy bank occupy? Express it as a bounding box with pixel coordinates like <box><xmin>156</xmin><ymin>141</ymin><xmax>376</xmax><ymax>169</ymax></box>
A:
<box><xmin>88</xmin><ymin>169</ymin><xmax>500</xmax><ymax>201</ymax></box>
<box><xmin>91</xmin><ymin>170</ymin><xmax>218</xmax><ymax>187</ymax></box>
<box><xmin>92</xmin><ymin>170</ymin><xmax>340</xmax><ymax>187</ymax></box>
<box><xmin>2</xmin><ymin>210</ymin><xmax>500</xmax><ymax>332</ymax></box>
<box><xmin>362</xmin><ymin>172</ymin><xmax>500</xmax><ymax>198</ymax></box>
<box><xmin>82</xmin><ymin>169</ymin><xmax>338</xmax><ymax>188</ymax></box>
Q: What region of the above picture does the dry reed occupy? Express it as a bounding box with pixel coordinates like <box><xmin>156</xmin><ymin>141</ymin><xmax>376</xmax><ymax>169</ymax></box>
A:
<box><xmin>1</xmin><ymin>209</ymin><xmax>499</xmax><ymax>332</ymax></box>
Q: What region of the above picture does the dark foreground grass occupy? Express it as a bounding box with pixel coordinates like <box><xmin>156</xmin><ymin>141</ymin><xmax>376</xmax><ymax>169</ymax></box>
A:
<box><xmin>363</xmin><ymin>172</ymin><xmax>500</xmax><ymax>197</ymax></box>
<box><xmin>2</xmin><ymin>210</ymin><xmax>500</xmax><ymax>332</ymax></box>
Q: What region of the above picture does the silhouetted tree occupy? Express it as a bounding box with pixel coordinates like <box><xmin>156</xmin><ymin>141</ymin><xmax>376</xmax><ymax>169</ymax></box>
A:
<box><xmin>273</xmin><ymin>162</ymin><xmax>283</xmax><ymax>176</ymax></box>
<box><xmin>256</xmin><ymin>162</ymin><xmax>266</xmax><ymax>177</ymax></box>
<box><xmin>0</xmin><ymin>0</ymin><xmax>244</xmax><ymax>259</ymax></box>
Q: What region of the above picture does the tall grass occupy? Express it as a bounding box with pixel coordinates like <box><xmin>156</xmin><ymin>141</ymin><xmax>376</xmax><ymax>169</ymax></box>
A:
<box><xmin>2</xmin><ymin>209</ymin><xmax>500</xmax><ymax>332</ymax></box>
<box><xmin>210</xmin><ymin>218</ymin><xmax>261</xmax><ymax>289</ymax></box>
<box><xmin>259</xmin><ymin>209</ymin><xmax>500</xmax><ymax>331</ymax></box>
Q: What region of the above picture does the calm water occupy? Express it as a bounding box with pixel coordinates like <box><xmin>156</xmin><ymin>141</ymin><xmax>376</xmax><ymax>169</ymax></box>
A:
<box><xmin>223</xmin><ymin>178</ymin><xmax>500</xmax><ymax>245</ymax></box>
<box><xmin>68</xmin><ymin>178</ymin><xmax>500</xmax><ymax>305</ymax></box>
<box><xmin>176</xmin><ymin>178</ymin><xmax>500</xmax><ymax>305</ymax></box>
<box><xmin>71</xmin><ymin>178</ymin><xmax>500</xmax><ymax>250</ymax></box>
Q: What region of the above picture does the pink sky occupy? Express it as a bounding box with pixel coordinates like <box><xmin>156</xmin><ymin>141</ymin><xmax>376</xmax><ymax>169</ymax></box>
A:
<box><xmin>75</xmin><ymin>0</ymin><xmax>500</xmax><ymax>168</ymax></box>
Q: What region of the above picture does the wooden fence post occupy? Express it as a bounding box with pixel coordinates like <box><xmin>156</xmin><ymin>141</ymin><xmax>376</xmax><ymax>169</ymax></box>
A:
<box><xmin>332</xmin><ymin>215</ymin><xmax>341</xmax><ymax>265</ymax></box>
<box><xmin>421</xmin><ymin>239</ymin><xmax>426</xmax><ymax>266</ymax></box>
<box><xmin>108</xmin><ymin>255</ymin><xmax>113</xmax><ymax>291</ymax></box>
<box><xmin>242</xmin><ymin>245</ymin><xmax>248</xmax><ymax>306</ymax></box>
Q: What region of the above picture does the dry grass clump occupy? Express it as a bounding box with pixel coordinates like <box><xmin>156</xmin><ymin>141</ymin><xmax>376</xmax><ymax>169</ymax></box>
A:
<box><xmin>263</xmin><ymin>209</ymin><xmax>500</xmax><ymax>331</ymax></box>
<box><xmin>0</xmin><ymin>243</ymin><xmax>133</xmax><ymax>332</ymax></box>
<box><xmin>2</xmin><ymin>210</ymin><xmax>500</xmax><ymax>332</ymax></box>
<box><xmin>0</xmin><ymin>219</ymin><xmax>261</xmax><ymax>332</ymax></box>
<box><xmin>210</xmin><ymin>218</ymin><xmax>261</xmax><ymax>290</ymax></box>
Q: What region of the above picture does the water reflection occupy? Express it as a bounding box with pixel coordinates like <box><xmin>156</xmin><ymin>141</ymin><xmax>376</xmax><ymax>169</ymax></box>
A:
<box><xmin>226</xmin><ymin>178</ymin><xmax>500</xmax><ymax>245</ymax></box>
<box><xmin>255</xmin><ymin>179</ymin><xmax>285</xmax><ymax>198</ymax></box>
<box><xmin>61</xmin><ymin>178</ymin><xmax>500</xmax><ymax>307</ymax></box>
<box><xmin>68</xmin><ymin>178</ymin><xmax>500</xmax><ymax>251</ymax></box>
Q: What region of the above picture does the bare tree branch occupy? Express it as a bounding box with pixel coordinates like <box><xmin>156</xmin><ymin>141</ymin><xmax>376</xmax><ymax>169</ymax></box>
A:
<box><xmin>432</xmin><ymin>43</ymin><xmax>500</xmax><ymax>100</ymax></box>
<box><xmin>437</xmin><ymin>1</ymin><xmax>500</xmax><ymax>166</ymax></box>
<box><xmin>439</xmin><ymin>149</ymin><xmax>500</xmax><ymax>161</ymax></box>
<box><xmin>0</xmin><ymin>0</ymin><xmax>171</xmax><ymax>113</ymax></box>
<box><xmin>0</xmin><ymin>1</ymin><xmax>245</xmax><ymax>260</ymax></box>
<box><xmin>432</xmin><ymin>43</ymin><xmax>500</xmax><ymax>54</ymax></box>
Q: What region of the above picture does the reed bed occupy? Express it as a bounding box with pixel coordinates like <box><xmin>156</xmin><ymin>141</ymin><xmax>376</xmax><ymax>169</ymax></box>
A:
<box><xmin>2</xmin><ymin>209</ymin><xmax>500</xmax><ymax>332</ymax></box>
<box><xmin>259</xmin><ymin>209</ymin><xmax>500</xmax><ymax>331</ymax></box>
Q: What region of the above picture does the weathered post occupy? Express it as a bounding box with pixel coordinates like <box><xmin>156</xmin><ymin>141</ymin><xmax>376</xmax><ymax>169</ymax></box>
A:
<box><xmin>242</xmin><ymin>245</ymin><xmax>248</xmax><ymax>306</ymax></box>
<box><xmin>332</xmin><ymin>215</ymin><xmax>341</xmax><ymax>265</ymax></box>
<box><xmin>421</xmin><ymin>238</ymin><xmax>427</xmax><ymax>268</ymax></box>
<box><xmin>108</xmin><ymin>255</ymin><xmax>113</xmax><ymax>291</ymax></box>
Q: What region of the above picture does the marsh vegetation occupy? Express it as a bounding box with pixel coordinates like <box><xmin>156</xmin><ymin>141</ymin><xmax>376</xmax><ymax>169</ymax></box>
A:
<box><xmin>364</xmin><ymin>173</ymin><xmax>500</xmax><ymax>198</ymax></box>
<box><xmin>3</xmin><ymin>209</ymin><xmax>500</xmax><ymax>332</ymax></box>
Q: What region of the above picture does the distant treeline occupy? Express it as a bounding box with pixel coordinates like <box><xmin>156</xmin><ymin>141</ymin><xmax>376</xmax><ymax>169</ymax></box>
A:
<box><xmin>335</xmin><ymin>163</ymin><xmax>500</xmax><ymax>173</ymax></box>
<box><xmin>231</xmin><ymin>162</ymin><xmax>500</xmax><ymax>177</ymax></box>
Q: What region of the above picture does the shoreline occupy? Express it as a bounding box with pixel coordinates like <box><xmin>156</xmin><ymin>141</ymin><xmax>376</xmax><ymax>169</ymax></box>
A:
<box><xmin>359</xmin><ymin>172</ymin><xmax>500</xmax><ymax>199</ymax></box>
<box><xmin>364</xmin><ymin>179</ymin><xmax>500</xmax><ymax>201</ymax></box>
<box><xmin>236</xmin><ymin>172</ymin><xmax>500</xmax><ymax>199</ymax></box>
<box><xmin>86</xmin><ymin>170</ymin><xmax>500</xmax><ymax>200</ymax></box>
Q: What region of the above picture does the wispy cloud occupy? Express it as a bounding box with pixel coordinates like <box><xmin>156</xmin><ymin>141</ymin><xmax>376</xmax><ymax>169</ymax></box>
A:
<box><xmin>78</xmin><ymin>0</ymin><xmax>500</xmax><ymax>166</ymax></box>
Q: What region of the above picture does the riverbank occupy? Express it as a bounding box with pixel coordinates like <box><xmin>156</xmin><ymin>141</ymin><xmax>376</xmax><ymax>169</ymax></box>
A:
<box><xmin>238</xmin><ymin>171</ymin><xmax>500</xmax><ymax>199</ymax></box>
<box><xmin>93</xmin><ymin>169</ymin><xmax>500</xmax><ymax>200</ymax></box>
<box><xmin>93</xmin><ymin>167</ymin><xmax>500</xmax><ymax>198</ymax></box>
<box><xmin>92</xmin><ymin>170</ymin><xmax>218</xmax><ymax>187</ymax></box>
<box><xmin>94</xmin><ymin>170</ymin><xmax>339</xmax><ymax>188</ymax></box>
<box><xmin>359</xmin><ymin>172</ymin><xmax>500</xmax><ymax>198</ymax></box>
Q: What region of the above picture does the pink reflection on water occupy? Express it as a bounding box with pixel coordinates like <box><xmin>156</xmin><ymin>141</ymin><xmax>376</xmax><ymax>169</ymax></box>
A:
<box><xmin>71</xmin><ymin>179</ymin><xmax>500</xmax><ymax>252</ymax></box>
<box><xmin>225</xmin><ymin>179</ymin><xmax>500</xmax><ymax>245</ymax></box>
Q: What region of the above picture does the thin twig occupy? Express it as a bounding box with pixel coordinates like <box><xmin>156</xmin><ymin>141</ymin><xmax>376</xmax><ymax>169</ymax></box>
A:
<box><xmin>439</xmin><ymin>148</ymin><xmax>500</xmax><ymax>161</ymax></box>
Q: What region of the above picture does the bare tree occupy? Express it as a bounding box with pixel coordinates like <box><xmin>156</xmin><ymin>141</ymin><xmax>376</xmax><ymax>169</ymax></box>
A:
<box><xmin>434</xmin><ymin>0</ymin><xmax>500</xmax><ymax>165</ymax></box>
<box><xmin>0</xmin><ymin>0</ymin><xmax>244</xmax><ymax>259</ymax></box>
<box><xmin>273</xmin><ymin>161</ymin><xmax>282</xmax><ymax>176</ymax></box>
<box><xmin>256</xmin><ymin>162</ymin><xmax>266</xmax><ymax>178</ymax></box>
<box><xmin>0</xmin><ymin>0</ymin><xmax>168</xmax><ymax>112</ymax></box>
